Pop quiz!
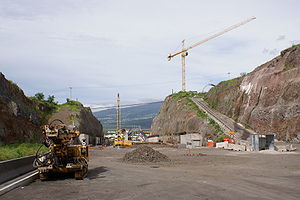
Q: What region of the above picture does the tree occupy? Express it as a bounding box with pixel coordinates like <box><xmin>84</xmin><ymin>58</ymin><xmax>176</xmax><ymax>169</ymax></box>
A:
<box><xmin>47</xmin><ymin>95</ymin><xmax>55</xmax><ymax>103</ymax></box>
<box><xmin>34</xmin><ymin>93</ymin><xmax>45</xmax><ymax>101</ymax></box>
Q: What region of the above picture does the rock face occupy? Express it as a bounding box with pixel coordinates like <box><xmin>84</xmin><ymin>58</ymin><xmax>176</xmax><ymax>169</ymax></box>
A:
<box><xmin>0</xmin><ymin>72</ymin><xmax>103</xmax><ymax>144</ymax></box>
<box><xmin>48</xmin><ymin>105</ymin><xmax>103</xmax><ymax>138</ymax></box>
<box><xmin>0</xmin><ymin>73</ymin><xmax>43</xmax><ymax>144</ymax></box>
<box><xmin>205</xmin><ymin>45</ymin><xmax>300</xmax><ymax>141</ymax></box>
<box><xmin>151</xmin><ymin>96</ymin><xmax>222</xmax><ymax>142</ymax></box>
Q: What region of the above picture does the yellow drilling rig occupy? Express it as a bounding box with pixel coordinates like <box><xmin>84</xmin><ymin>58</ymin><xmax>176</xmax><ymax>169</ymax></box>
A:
<box><xmin>33</xmin><ymin>119</ymin><xmax>89</xmax><ymax>180</ymax></box>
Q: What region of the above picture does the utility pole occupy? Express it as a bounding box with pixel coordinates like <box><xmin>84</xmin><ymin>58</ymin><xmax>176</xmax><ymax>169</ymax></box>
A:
<box><xmin>69</xmin><ymin>87</ymin><xmax>72</xmax><ymax>100</ymax></box>
<box><xmin>116</xmin><ymin>93</ymin><xmax>121</xmax><ymax>131</ymax></box>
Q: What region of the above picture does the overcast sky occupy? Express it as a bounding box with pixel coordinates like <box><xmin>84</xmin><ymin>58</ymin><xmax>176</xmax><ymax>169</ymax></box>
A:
<box><xmin>0</xmin><ymin>0</ymin><xmax>299</xmax><ymax>108</ymax></box>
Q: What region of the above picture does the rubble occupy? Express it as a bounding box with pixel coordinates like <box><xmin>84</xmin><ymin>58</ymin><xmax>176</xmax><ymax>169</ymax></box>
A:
<box><xmin>123</xmin><ymin>146</ymin><xmax>170</xmax><ymax>163</ymax></box>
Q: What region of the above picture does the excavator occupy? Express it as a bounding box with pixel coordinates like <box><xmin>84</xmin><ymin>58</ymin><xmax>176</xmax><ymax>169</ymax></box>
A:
<box><xmin>114</xmin><ymin>129</ymin><xmax>132</xmax><ymax>147</ymax></box>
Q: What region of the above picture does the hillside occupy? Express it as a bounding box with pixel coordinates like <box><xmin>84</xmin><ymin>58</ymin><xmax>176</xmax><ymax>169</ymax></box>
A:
<box><xmin>0</xmin><ymin>73</ymin><xmax>44</xmax><ymax>144</ymax></box>
<box><xmin>151</xmin><ymin>92</ymin><xmax>223</xmax><ymax>143</ymax></box>
<box><xmin>93</xmin><ymin>102</ymin><xmax>162</xmax><ymax>130</ymax></box>
<box><xmin>0</xmin><ymin>73</ymin><xmax>103</xmax><ymax>144</ymax></box>
<box><xmin>48</xmin><ymin>101</ymin><xmax>103</xmax><ymax>138</ymax></box>
<box><xmin>151</xmin><ymin>45</ymin><xmax>300</xmax><ymax>142</ymax></box>
<box><xmin>205</xmin><ymin>45</ymin><xmax>300</xmax><ymax>141</ymax></box>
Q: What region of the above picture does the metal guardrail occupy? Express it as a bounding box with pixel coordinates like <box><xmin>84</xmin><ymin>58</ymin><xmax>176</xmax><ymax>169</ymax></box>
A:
<box><xmin>0</xmin><ymin>170</ymin><xmax>38</xmax><ymax>196</ymax></box>
<box><xmin>0</xmin><ymin>155</ymin><xmax>35</xmax><ymax>185</ymax></box>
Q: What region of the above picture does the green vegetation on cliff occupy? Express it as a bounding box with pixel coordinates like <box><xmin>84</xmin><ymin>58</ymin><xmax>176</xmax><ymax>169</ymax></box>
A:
<box><xmin>169</xmin><ymin>91</ymin><xmax>205</xmax><ymax>99</ymax></box>
<box><xmin>209</xmin><ymin>77</ymin><xmax>242</xmax><ymax>93</ymax></box>
<box><xmin>283</xmin><ymin>65</ymin><xmax>296</xmax><ymax>71</ymax></box>
<box><xmin>292</xmin><ymin>43</ymin><xmax>300</xmax><ymax>48</ymax></box>
<box><xmin>169</xmin><ymin>92</ymin><xmax>222</xmax><ymax>134</ymax></box>
<box><xmin>61</xmin><ymin>99</ymin><xmax>82</xmax><ymax>112</ymax></box>
<box><xmin>30</xmin><ymin>94</ymin><xmax>83</xmax><ymax>123</ymax></box>
<box><xmin>185</xmin><ymin>98</ymin><xmax>222</xmax><ymax>134</ymax></box>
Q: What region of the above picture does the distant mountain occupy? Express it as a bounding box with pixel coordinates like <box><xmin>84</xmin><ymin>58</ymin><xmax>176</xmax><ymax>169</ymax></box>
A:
<box><xmin>93</xmin><ymin>102</ymin><xmax>162</xmax><ymax>130</ymax></box>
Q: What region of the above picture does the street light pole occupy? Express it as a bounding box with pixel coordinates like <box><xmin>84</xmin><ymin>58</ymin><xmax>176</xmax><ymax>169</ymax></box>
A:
<box><xmin>69</xmin><ymin>87</ymin><xmax>72</xmax><ymax>100</ymax></box>
<box><xmin>201</xmin><ymin>84</ymin><xmax>216</xmax><ymax>93</ymax></box>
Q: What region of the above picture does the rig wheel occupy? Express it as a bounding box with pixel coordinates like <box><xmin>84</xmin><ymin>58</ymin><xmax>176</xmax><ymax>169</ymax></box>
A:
<box><xmin>75</xmin><ymin>158</ymin><xmax>88</xmax><ymax>180</ymax></box>
<box><xmin>39</xmin><ymin>172</ymin><xmax>49</xmax><ymax>181</ymax></box>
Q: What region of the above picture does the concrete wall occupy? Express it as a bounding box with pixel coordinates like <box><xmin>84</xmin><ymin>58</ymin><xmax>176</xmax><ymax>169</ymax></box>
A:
<box><xmin>161</xmin><ymin>135</ymin><xmax>180</xmax><ymax>144</ymax></box>
<box><xmin>180</xmin><ymin>133</ymin><xmax>204</xmax><ymax>148</ymax></box>
<box><xmin>146</xmin><ymin>137</ymin><xmax>159</xmax><ymax>142</ymax></box>
<box><xmin>0</xmin><ymin>155</ymin><xmax>35</xmax><ymax>184</ymax></box>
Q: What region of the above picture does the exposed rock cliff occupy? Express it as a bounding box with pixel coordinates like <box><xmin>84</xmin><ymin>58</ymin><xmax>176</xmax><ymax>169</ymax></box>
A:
<box><xmin>0</xmin><ymin>73</ymin><xmax>103</xmax><ymax>144</ymax></box>
<box><xmin>151</xmin><ymin>93</ymin><xmax>223</xmax><ymax>143</ymax></box>
<box><xmin>205</xmin><ymin>45</ymin><xmax>300</xmax><ymax>141</ymax></box>
<box><xmin>48</xmin><ymin>102</ymin><xmax>103</xmax><ymax>137</ymax></box>
<box><xmin>0</xmin><ymin>73</ymin><xmax>43</xmax><ymax>144</ymax></box>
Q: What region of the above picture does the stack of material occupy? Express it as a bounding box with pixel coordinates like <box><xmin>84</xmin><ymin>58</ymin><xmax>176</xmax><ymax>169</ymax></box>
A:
<box><xmin>123</xmin><ymin>146</ymin><xmax>170</xmax><ymax>163</ymax></box>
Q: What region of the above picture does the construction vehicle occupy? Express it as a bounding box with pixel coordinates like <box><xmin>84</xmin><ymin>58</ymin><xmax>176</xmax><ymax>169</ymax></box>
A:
<box><xmin>113</xmin><ymin>129</ymin><xmax>133</xmax><ymax>147</ymax></box>
<box><xmin>168</xmin><ymin>17</ymin><xmax>256</xmax><ymax>91</ymax></box>
<box><xmin>33</xmin><ymin>119</ymin><xmax>89</xmax><ymax>180</ymax></box>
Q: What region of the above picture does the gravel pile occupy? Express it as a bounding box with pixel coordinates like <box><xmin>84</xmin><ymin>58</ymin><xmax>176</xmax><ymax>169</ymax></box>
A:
<box><xmin>123</xmin><ymin>146</ymin><xmax>170</xmax><ymax>163</ymax></box>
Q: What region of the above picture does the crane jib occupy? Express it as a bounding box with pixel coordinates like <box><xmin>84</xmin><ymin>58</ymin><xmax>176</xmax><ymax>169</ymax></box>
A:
<box><xmin>167</xmin><ymin>16</ymin><xmax>256</xmax><ymax>60</ymax></box>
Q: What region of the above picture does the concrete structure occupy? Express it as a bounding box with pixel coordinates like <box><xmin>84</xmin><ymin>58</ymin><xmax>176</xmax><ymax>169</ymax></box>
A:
<box><xmin>161</xmin><ymin>135</ymin><xmax>180</xmax><ymax>144</ymax></box>
<box><xmin>95</xmin><ymin>137</ymin><xmax>101</xmax><ymax>145</ymax></box>
<box><xmin>216</xmin><ymin>141</ymin><xmax>246</xmax><ymax>151</ymax></box>
<box><xmin>146</xmin><ymin>136</ymin><xmax>159</xmax><ymax>143</ymax></box>
<box><xmin>227</xmin><ymin>143</ymin><xmax>246</xmax><ymax>151</ymax></box>
<box><xmin>251</xmin><ymin>134</ymin><xmax>275</xmax><ymax>151</ymax></box>
<box><xmin>180</xmin><ymin>133</ymin><xmax>204</xmax><ymax>148</ymax></box>
<box><xmin>0</xmin><ymin>155</ymin><xmax>35</xmax><ymax>184</ymax></box>
<box><xmin>275</xmin><ymin>144</ymin><xmax>296</xmax><ymax>152</ymax></box>
<box><xmin>216</xmin><ymin>141</ymin><xmax>229</xmax><ymax>149</ymax></box>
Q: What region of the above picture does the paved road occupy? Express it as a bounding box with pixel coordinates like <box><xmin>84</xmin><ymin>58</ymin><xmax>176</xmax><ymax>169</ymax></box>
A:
<box><xmin>192</xmin><ymin>98</ymin><xmax>255</xmax><ymax>140</ymax></box>
<box><xmin>1</xmin><ymin>146</ymin><xmax>300</xmax><ymax>200</ymax></box>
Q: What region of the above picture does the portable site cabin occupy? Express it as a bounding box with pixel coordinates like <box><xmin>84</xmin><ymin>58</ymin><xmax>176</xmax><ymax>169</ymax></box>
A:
<box><xmin>180</xmin><ymin>133</ymin><xmax>204</xmax><ymax>148</ymax></box>
<box><xmin>251</xmin><ymin>133</ymin><xmax>275</xmax><ymax>151</ymax></box>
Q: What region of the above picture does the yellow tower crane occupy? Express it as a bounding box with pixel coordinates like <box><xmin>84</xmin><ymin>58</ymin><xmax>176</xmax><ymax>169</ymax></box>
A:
<box><xmin>168</xmin><ymin>17</ymin><xmax>256</xmax><ymax>92</ymax></box>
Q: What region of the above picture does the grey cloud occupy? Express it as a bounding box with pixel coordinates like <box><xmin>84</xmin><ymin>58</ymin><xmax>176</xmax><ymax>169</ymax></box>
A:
<box><xmin>46</xmin><ymin>34</ymin><xmax>111</xmax><ymax>43</ymax></box>
<box><xmin>276</xmin><ymin>35</ymin><xmax>285</xmax><ymax>41</ymax></box>
<box><xmin>0</xmin><ymin>0</ymin><xmax>98</xmax><ymax>20</ymax></box>
<box><xmin>269</xmin><ymin>49</ymin><xmax>278</xmax><ymax>55</ymax></box>
<box><xmin>1</xmin><ymin>0</ymin><xmax>300</xmax><ymax>106</ymax></box>
<box><xmin>262</xmin><ymin>48</ymin><xmax>269</xmax><ymax>54</ymax></box>
<box><xmin>262</xmin><ymin>48</ymin><xmax>278</xmax><ymax>56</ymax></box>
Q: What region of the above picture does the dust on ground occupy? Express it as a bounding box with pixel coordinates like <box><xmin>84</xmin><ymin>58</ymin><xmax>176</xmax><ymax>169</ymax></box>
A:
<box><xmin>2</xmin><ymin>144</ymin><xmax>300</xmax><ymax>200</ymax></box>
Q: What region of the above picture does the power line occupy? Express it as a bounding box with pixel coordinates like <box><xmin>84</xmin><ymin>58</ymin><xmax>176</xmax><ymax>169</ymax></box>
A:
<box><xmin>90</xmin><ymin>100</ymin><xmax>163</xmax><ymax>110</ymax></box>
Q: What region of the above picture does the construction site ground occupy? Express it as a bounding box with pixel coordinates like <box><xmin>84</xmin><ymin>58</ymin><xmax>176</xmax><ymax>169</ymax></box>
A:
<box><xmin>2</xmin><ymin>145</ymin><xmax>300</xmax><ymax>200</ymax></box>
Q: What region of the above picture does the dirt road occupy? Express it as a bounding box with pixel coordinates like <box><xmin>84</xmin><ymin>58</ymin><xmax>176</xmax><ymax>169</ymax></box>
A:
<box><xmin>1</xmin><ymin>146</ymin><xmax>300</xmax><ymax>200</ymax></box>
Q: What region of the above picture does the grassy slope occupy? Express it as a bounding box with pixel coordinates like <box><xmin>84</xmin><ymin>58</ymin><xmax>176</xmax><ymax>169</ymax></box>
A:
<box><xmin>0</xmin><ymin>143</ymin><xmax>49</xmax><ymax>161</ymax></box>
<box><xmin>168</xmin><ymin>91</ymin><xmax>222</xmax><ymax>134</ymax></box>
<box><xmin>0</xmin><ymin>100</ymin><xmax>83</xmax><ymax>161</ymax></box>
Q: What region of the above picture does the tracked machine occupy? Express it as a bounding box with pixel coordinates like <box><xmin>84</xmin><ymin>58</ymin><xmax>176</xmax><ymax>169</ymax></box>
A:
<box><xmin>33</xmin><ymin>119</ymin><xmax>89</xmax><ymax>180</ymax></box>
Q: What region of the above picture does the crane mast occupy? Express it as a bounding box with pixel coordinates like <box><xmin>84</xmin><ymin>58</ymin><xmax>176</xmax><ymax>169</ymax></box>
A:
<box><xmin>168</xmin><ymin>17</ymin><xmax>256</xmax><ymax>91</ymax></box>
<box><xmin>116</xmin><ymin>93</ymin><xmax>121</xmax><ymax>131</ymax></box>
